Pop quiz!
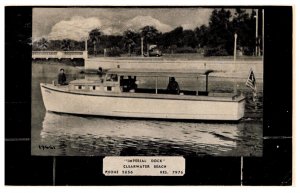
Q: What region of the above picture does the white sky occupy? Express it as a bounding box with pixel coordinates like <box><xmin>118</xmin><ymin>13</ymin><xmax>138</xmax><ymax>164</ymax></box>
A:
<box><xmin>32</xmin><ymin>7</ymin><xmax>257</xmax><ymax>41</ymax></box>
<box><xmin>32</xmin><ymin>8</ymin><xmax>213</xmax><ymax>41</ymax></box>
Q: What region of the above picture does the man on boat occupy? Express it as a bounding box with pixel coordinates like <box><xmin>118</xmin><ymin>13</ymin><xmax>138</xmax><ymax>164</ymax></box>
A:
<box><xmin>97</xmin><ymin>67</ymin><xmax>103</xmax><ymax>76</ymax></box>
<box><xmin>58</xmin><ymin>68</ymin><xmax>67</xmax><ymax>85</ymax></box>
<box><xmin>128</xmin><ymin>76</ymin><xmax>137</xmax><ymax>91</ymax></box>
<box><xmin>167</xmin><ymin>77</ymin><xmax>180</xmax><ymax>94</ymax></box>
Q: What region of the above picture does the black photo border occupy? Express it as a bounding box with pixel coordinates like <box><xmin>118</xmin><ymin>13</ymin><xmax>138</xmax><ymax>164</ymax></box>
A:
<box><xmin>5</xmin><ymin>6</ymin><xmax>292</xmax><ymax>185</ymax></box>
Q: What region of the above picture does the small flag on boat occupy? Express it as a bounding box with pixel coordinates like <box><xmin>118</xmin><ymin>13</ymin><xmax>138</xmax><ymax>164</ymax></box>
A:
<box><xmin>245</xmin><ymin>68</ymin><xmax>256</xmax><ymax>92</ymax></box>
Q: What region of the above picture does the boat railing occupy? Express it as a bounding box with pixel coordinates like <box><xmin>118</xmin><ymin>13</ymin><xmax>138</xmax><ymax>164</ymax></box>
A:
<box><xmin>32</xmin><ymin>51</ymin><xmax>58</xmax><ymax>55</ymax></box>
<box><xmin>32</xmin><ymin>51</ymin><xmax>88</xmax><ymax>59</ymax></box>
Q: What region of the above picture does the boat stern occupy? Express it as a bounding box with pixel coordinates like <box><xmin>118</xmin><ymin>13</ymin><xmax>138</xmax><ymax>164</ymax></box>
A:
<box><xmin>235</xmin><ymin>96</ymin><xmax>246</xmax><ymax>121</ymax></box>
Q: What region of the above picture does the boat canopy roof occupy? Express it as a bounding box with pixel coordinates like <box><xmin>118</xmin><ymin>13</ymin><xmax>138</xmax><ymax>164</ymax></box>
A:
<box><xmin>107</xmin><ymin>68</ymin><xmax>214</xmax><ymax>78</ymax></box>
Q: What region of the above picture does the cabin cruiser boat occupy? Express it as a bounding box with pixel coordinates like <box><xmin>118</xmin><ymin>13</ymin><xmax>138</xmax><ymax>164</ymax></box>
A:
<box><xmin>40</xmin><ymin>68</ymin><xmax>245</xmax><ymax>121</ymax></box>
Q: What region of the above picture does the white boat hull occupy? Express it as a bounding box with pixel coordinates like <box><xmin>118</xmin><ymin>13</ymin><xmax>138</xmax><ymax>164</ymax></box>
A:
<box><xmin>40</xmin><ymin>83</ymin><xmax>245</xmax><ymax>121</ymax></box>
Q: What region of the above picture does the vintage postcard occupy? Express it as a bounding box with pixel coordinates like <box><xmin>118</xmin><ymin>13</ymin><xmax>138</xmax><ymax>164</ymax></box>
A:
<box><xmin>31</xmin><ymin>7</ymin><xmax>263</xmax><ymax>158</ymax></box>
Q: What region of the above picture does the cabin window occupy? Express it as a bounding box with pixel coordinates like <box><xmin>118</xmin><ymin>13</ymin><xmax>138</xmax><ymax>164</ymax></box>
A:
<box><xmin>79</xmin><ymin>85</ymin><xmax>85</xmax><ymax>90</ymax></box>
<box><xmin>75</xmin><ymin>85</ymin><xmax>83</xmax><ymax>90</ymax></box>
<box><xmin>89</xmin><ymin>86</ymin><xmax>96</xmax><ymax>90</ymax></box>
<box><xmin>107</xmin><ymin>86</ymin><xmax>112</xmax><ymax>91</ymax></box>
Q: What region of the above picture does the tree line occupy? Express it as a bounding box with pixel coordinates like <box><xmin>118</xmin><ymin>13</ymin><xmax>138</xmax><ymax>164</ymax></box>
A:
<box><xmin>33</xmin><ymin>8</ymin><xmax>261</xmax><ymax>56</ymax></box>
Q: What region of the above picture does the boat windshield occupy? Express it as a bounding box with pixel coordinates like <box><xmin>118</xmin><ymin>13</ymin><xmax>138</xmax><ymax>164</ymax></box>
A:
<box><xmin>106</xmin><ymin>74</ymin><xmax>118</xmax><ymax>82</ymax></box>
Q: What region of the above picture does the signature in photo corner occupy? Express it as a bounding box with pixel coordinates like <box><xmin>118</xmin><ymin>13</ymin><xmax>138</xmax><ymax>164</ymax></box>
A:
<box><xmin>38</xmin><ymin>144</ymin><xmax>56</xmax><ymax>150</ymax></box>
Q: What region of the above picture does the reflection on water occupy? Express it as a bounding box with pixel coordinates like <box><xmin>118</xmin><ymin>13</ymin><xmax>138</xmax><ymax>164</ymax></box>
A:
<box><xmin>31</xmin><ymin>63</ymin><xmax>263</xmax><ymax>157</ymax></box>
<box><xmin>40</xmin><ymin>112</ymin><xmax>245</xmax><ymax>156</ymax></box>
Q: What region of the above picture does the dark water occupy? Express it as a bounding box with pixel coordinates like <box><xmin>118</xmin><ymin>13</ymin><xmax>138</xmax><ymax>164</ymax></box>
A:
<box><xmin>31</xmin><ymin>63</ymin><xmax>263</xmax><ymax>156</ymax></box>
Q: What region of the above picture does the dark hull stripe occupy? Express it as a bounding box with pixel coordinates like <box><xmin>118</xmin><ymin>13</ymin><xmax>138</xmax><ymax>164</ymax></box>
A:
<box><xmin>49</xmin><ymin>111</ymin><xmax>242</xmax><ymax>123</ymax></box>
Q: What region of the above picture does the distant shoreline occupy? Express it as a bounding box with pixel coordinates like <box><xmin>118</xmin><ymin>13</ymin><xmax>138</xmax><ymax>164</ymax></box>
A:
<box><xmin>32</xmin><ymin>56</ymin><xmax>263</xmax><ymax>82</ymax></box>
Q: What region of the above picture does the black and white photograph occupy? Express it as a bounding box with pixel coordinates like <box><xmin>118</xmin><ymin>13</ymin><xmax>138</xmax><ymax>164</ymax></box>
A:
<box><xmin>31</xmin><ymin>7</ymin><xmax>263</xmax><ymax>157</ymax></box>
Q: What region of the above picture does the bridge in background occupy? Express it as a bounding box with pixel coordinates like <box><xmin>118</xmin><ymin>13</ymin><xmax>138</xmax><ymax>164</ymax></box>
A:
<box><xmin>32</xmin><ymin>51</ymin><xmax>88</xmax><ymax>60</ymax></box>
